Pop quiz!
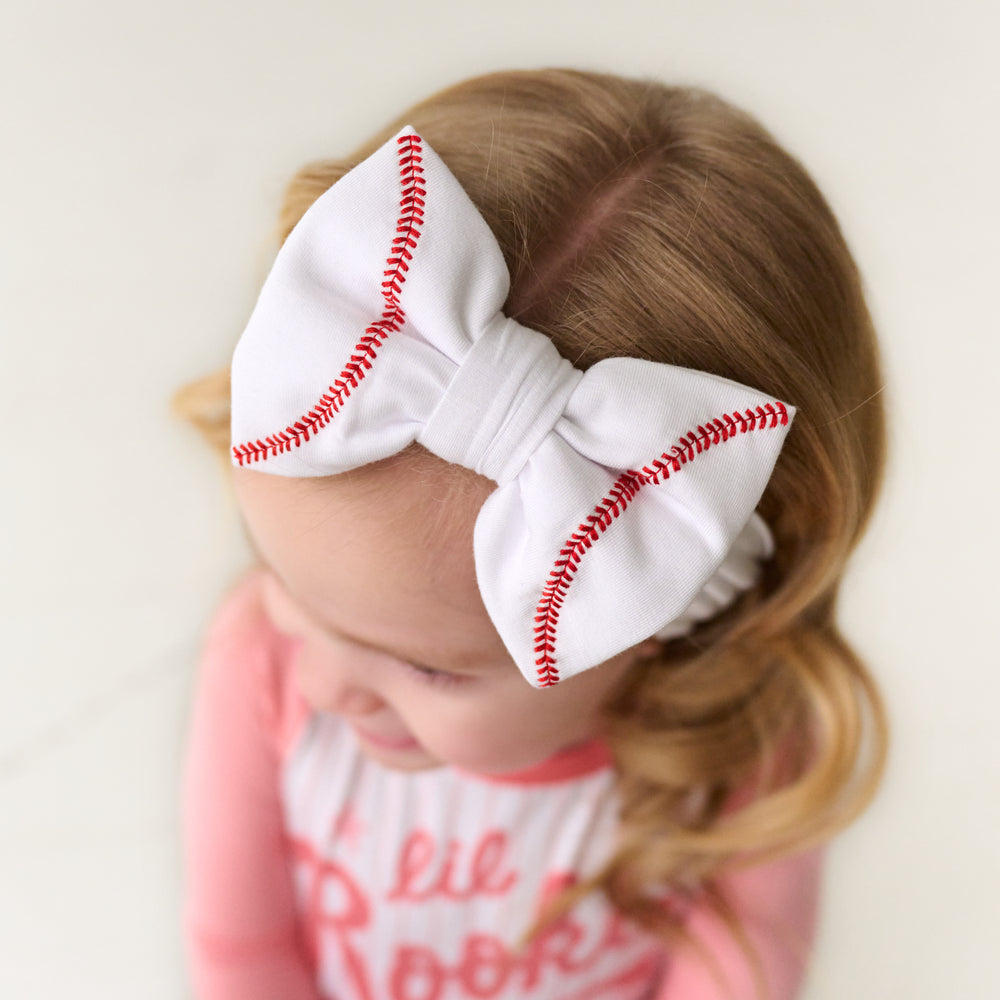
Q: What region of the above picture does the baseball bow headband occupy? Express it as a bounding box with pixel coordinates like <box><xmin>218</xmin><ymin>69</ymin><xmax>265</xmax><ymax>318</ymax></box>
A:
<box><xmin>230</xmin><ymin>127</ymin><xmax>795</xmax><ymax>688</ymax></box>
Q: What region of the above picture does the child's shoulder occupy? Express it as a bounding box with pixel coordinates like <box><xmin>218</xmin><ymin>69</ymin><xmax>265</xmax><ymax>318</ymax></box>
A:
<box><xmin>204</xmin><ymin>566</ymin><xmax>272</xmax><ymax>640</ymax></box>
<box><xmin>198</xmin><ymin>567</ymin><xmax>311</xmax><ymax>757</ymax></box>
<box><xmin>204</xmin><ymin>567</ymin><xmax>308</xmax><ymax>661</ymax></box>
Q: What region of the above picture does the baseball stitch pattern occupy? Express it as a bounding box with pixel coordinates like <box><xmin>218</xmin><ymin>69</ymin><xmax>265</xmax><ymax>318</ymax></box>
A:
<box><xmin>533</xmin><ymin>402</ymin><xmax>789</xmax><ymax>687</ymax></box>
<box><xmin>232</xmin><ymin>133</ymin><xmax>426</xmax><ymax>465</ymax></box>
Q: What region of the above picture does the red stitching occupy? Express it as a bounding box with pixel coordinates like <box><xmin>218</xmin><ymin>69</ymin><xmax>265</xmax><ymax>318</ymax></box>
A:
<box><xmin>532</xmin><ymin>401</ymin><xmax>788</xmax><ymax>687</ymax></box>
<box><xmin>233</xmin><ymin>134</ymin><xmax>426</xmax><ymax>465</ymax></box>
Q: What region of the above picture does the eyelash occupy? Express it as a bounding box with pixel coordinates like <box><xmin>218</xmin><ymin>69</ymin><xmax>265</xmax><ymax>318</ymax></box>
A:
<box><xmin>403</xmin><ymin>662</ymin><xmax>468</xmax><ymax>687</ymax></box>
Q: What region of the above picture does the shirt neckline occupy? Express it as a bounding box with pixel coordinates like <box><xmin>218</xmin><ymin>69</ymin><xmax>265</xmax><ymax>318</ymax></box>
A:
<box><xmin>453</xmin><ymin>736</ymin><xmax>614</xmax><ymax>785</ymax></box>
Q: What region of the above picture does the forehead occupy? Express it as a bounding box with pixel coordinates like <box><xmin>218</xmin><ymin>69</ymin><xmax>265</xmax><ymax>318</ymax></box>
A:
<box><xmin>231</xmin><ymin>458</ymin><xmax>508</xmax><ymax>670</ymax></box>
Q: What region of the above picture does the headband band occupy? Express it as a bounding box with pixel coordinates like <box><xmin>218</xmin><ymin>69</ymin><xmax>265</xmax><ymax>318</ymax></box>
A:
<box><xmin>230</xmin><ymin>127</ymin><xmax>794</xmax><ymax>688</ymax></box>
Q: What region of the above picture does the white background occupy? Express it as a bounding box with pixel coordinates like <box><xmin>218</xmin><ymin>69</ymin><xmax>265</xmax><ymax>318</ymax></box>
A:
<box><xmin>2</xmin><ymin>1</ymin><xmax>998</xmax><ymax>997</ymax></box>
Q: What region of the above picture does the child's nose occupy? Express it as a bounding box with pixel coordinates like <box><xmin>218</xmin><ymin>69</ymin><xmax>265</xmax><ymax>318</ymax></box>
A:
<box><xmin>306</xmin><ymin>674</ymin><xmax>387</xmax><ymax>718</ymax></box>
<box><xmin>333</xmin><ymin>684</ymin><xmax>385</xmax><ymax>717</ymax></box>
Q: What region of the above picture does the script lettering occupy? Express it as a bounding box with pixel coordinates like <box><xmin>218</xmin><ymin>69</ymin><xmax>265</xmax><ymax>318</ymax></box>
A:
<box><xmin>388</xmin><ymin>828</ymin><xmax>518</xmax><ymax>902</ymax></box>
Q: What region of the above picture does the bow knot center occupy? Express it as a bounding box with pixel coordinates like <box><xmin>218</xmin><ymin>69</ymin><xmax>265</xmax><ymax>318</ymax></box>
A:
<box><xmin>419</xmin><ymin>318</ymin><xmax>582</xmax><ymax>484</ymax></box>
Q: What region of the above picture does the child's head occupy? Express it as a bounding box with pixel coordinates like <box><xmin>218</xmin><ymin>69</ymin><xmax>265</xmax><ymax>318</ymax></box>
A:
<box><xmin>265</xmin><ymin>68</ymin><xmax>885</xmax><ymax>632</ymax></box>
<box><xmin>177</xmin><ymin>66</ymin><xmax>887</xmax><ymax>960</ymax></box>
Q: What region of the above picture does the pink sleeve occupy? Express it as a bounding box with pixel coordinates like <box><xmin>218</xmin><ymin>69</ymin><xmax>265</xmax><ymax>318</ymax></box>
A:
<box><xmin>181</xmin><ymin>570</ymin><xmax>320</xmax><ymax>1000</ymax></box>
<box><xmin>652</xmin><ymin>847</ymin><xmax>824</xmax><ymax>1000</ymax></box>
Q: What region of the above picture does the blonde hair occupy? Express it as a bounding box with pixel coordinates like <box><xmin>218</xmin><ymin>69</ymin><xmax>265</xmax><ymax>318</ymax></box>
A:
<box><xmin>174</xmin><ymin>68</ymin><xmax>888</xmax><ymax>998</ymax></box>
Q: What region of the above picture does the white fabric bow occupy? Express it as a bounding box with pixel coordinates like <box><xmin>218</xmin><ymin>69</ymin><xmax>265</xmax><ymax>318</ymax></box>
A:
<box><xmin>231</xmin><ymin>127</ymin><xmax>795</xmax><ymax>688</ymax></box>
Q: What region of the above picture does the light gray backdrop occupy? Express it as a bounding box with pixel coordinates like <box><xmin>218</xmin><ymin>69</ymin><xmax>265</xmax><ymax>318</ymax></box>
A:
<box><xmin>2</xmin><ymin>0</ymin><xmax>997</xmax><ymax>996</ymax></box>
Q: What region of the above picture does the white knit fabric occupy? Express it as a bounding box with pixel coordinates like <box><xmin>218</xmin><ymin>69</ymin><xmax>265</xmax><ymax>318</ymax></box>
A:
<box><xmin>230</xmin><ymin>126</ymin><xmax>795</xmax><ymax>688</ymax></box>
